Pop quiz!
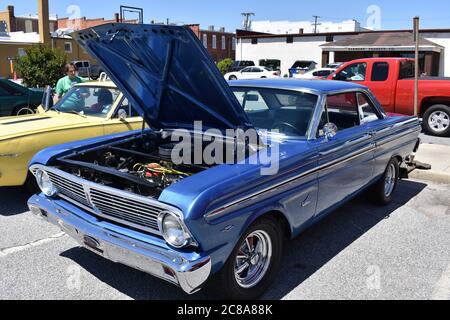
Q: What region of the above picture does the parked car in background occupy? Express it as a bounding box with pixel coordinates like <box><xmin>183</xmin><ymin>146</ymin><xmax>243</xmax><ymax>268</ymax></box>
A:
<box><xmin>289</xmin><ymin>60</ymin><xmax>317</xmax><ymax>77</ymax></box>
<box><xmin>225</xmin><ymin>66</ymin><xmax>281</xmax><ymax>80</ymax></box>
<box><xmin>329</xmin><ymin>58</ymin><xmax>450</xmax><ymax>137</ymax></box>
<box><xmin>0</xmin><ymin>78</ymin><xmax>44</xmax><ymax>116</ymax></box>
<box><xmin>0</xmin><ymin>81</ymin><xmax>143</xmax><ymax>188</ymax></box>
<box><xmin>326</xmin><ymin>62</ymin><xmax>344</xmax><ymax>69</ymax></box>
<box><xmin>28</xmin><ymin>24</ymin><xmax>422</xmax><ymax>300</ymax></box>
<box><xmin>259</xmin><ymin>59</ymin><xmax>281</xmax><ymax>72</ymax></box>
<box><xmin>73</xmin><ymin>60</ymin><xmax>105</xmax><ymax>80</ymax></box>
<box><xmin>293</xmin><ymin>68</ymin><xmax>336</xmax><ymax>80</ymax></box>
<box><xmin>227</xmin><ymin>60</ymin><xmax>255</xmax><ymax>72</ymax></box>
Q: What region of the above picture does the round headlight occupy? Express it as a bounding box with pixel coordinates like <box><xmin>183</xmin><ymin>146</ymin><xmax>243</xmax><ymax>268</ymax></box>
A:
<box><xmin>158</xmin><ymin>211</ymin><xmax>191</xmax><ymax>248</ymax></box>
<box><xmin>35</xmin><ymin>169</ymin><xmax>57</xmax><ymax>197</ymax></box>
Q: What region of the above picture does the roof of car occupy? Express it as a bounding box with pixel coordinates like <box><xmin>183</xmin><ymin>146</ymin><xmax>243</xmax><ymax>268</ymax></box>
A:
<box><xmin>228</xmin><ymin>79</ymin><xmax>367</xmax><ymax>94</ymax></box>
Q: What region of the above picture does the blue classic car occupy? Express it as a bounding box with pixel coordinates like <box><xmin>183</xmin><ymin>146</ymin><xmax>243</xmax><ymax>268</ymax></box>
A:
<box><xmin>27</xmin><ymin>24</ymin><xmax>421</xmax><ymax>299</ymax></box>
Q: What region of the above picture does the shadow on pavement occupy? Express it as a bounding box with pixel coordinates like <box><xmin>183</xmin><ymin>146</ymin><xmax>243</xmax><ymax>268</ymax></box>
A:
<box><xmin>60</xmin><ymin>180</ymin><xmax>427</xmax><ymax>300</ymax></box>
<box><xmin>0</xmin><ymin>187</ymin><xmax>32</xmax><ymax>217</ymax></box>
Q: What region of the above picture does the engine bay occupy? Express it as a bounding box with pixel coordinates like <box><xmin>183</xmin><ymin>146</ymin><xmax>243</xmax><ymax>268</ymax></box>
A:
<box><xmin>54</xmin><ymin>132</ymin><xmax>209</xmax><ymax>198</ymax></box>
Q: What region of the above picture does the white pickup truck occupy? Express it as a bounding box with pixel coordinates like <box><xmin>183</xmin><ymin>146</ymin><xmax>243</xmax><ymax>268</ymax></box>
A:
<box><xmin>72</xmin><ymin>60</ymin><xmax>104</xmax><ymax>80</ymax></box>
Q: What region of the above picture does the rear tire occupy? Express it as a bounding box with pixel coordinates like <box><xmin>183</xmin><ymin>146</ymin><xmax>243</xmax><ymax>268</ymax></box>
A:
<box><xmin>209</xmin><ymin>217</ymin><xmax>284</xmax><ymax>300</ymax></box>
<box><xmin>369</xmin><ymin>158</ymin><xmax>400</xmax><ymax>206</ymax></box>
<box><xmin>423</xmin><ymin>104</ymin><xmax>450</xmax><ymax>137</ymax></box>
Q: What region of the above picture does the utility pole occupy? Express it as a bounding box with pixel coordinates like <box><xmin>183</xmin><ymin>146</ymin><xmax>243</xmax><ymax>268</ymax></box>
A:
<box><xmin>414</xmin><ymin>16</ymin><xmax>420</xmax><ymax>116</ymax></box>
<box><xmin>241</xmin><ymin>12</ymin><xmax>255</xmax><ymax>31</ymax></box>
<box><xmin>313</xmin><ymin>15</ymin><xmax>321</xmax><ymax>33</ymax></box>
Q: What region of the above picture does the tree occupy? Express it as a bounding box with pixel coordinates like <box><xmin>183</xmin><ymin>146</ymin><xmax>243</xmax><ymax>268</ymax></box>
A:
<box><xmin>217</xmin><ymin>58</ymin><xmax>234</xmax><ymax>75</ymax></box>
<box><xmin>16</xmin><ymin>44</ymin><xmax>66</xmax><ymax>88</ymax></box>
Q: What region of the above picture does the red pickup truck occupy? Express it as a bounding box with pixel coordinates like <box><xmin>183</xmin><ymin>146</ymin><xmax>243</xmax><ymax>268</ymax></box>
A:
<box><xmin>328</xmin><ymin>58</ymin><xmax>450</xmax><ymax>137</ymax></box>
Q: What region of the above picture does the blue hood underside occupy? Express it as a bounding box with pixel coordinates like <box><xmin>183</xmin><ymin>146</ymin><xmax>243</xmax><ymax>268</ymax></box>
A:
<box><xmin>74</xmin><ymin>24</ymin><xmax>253</xmax><ymax>131</ymax></box>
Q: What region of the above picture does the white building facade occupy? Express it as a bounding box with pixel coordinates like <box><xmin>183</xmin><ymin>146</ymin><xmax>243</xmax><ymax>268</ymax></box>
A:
<box><xmin>236</xmin><ymin>29</ymin><xmax>450</xmax><ymax>77</ymax></box>
<box><xmin>250</xmin><ymin>19</ymin><xmax>367</xmax><ymax>35</ymax></box>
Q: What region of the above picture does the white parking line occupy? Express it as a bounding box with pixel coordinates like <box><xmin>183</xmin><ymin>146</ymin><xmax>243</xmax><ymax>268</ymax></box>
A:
<box><xmin>0</xmin><ymin>233</ymin><xmax>66</xmax><ymax>257</ymax></box>
<box><xmin>432</xmin><ymin>264</ymin><xmax>450</xmax><ymax>300</ymax></box>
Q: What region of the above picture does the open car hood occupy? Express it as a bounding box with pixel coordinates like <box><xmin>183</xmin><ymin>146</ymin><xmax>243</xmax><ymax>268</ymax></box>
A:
<box><xmin>74</xmin><ymin>24</ymin><xmax>254</xmax><ymax>131</ymax></box>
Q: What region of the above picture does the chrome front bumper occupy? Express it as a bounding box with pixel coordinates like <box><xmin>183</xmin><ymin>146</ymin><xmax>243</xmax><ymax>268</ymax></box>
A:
<box><xmin>27</xmin><ymin>194</ymin><xmax>211</xmax><ymax>295</ymax></box>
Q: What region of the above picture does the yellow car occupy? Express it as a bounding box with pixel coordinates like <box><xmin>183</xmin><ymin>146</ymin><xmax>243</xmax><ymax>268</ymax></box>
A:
<box><xmin>0</xmin><ymin>81</ymin><xmax>143</xmax><ymax>187</ymax></box>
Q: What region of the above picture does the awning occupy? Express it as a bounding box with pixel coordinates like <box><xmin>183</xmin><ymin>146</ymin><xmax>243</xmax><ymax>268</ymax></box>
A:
<box><xmin>321</xmin><ymin>32</ymin><xmax>444</xmax><ymax>53</ymax></box>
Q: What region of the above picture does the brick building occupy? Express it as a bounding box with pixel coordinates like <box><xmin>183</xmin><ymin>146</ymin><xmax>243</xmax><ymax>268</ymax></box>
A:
<box><xmin>0</xmin><ymin>5</ymin><xmax>57</xmax><ymax>33</ymax></box>
<box><xmin>187</xmin><ymin>24</ymin><xmax>236</xmax><ymax>62</ymax></box>
<box><xmin>58</xmin><ymin>14</ymin><xmax>138</xmax><ymax>31</ymax></box>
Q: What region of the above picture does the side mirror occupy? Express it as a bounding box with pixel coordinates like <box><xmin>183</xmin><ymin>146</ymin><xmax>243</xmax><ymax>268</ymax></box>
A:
<box><xmin>322</xmin><ymin>123</ymin><xmax>338</xmax><ymax>140</ymax></box>
<box><xmin>118</xmin><ymin>109</ymin><xmax>128</xmax><ymax>121</ymax></box>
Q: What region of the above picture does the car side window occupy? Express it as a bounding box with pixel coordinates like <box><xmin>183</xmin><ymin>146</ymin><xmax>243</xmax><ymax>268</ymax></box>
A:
<box><xmin>325</xmin><ymin>92</ymin><xmax>360</xmax><ymax>131</ymax></box>
<box><xmin>371</xmin><ymin>62</ymin><xmax>389</xmax><ymax>81</ymax></box>
<box><xmin>336</xmin><ymin>63</ymin><xmax>367</xmax><ymax>81</ymax></box>
<box><xmin>241</xmin><ymin>67</ymin><xmax>252</xmax><ymax>72</ymax></box>
<box><xmin>357</xmin><ymin>93</ymin><xmax>381</xmax><ymax>124</ymax></box>
<box><xmin>0</xmin><ymin>82</ymin><xmax>21</xmax><ymax>95</ymax></box>
<box><xmin>252</xmin><ymin>68</ymin><xmax>263</xmax><ymax>73</ymax></box>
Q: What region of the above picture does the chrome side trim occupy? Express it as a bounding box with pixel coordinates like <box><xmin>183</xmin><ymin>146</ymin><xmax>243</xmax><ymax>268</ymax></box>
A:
<box><xmin>205</xmin><ymin>144</ymin><xmax>375</xmax><ymax>220</ymax></box>
<box><xmin>205</xmin><ymin>120</ymin><xmax>419</xmax><ymax>220</ymax></box>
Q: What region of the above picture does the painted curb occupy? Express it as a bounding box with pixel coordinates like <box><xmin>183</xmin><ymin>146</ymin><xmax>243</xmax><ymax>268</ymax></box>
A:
<box><xmin>409</xmin><ymin>170</ymin><xmax>450</xmax><ymax>184</ymax></box>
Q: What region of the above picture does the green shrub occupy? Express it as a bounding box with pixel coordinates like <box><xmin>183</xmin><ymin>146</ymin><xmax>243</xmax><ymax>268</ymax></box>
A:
<box><xmin>217</xmin><ymin>58</ymin><xmax>234</xmax><ymax>75</ymax></box>
<box><xmin>16</xmin><ymin>44</ymin><xmax>66</xmax><ymax>88</ymax></box>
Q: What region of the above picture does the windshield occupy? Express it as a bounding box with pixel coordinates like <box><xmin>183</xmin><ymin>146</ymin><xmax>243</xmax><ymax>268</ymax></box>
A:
<box><xmin>232</xmin><ymin>87</ymin><xmax>319</xmax><ymax>137</ymax></box>
<box><xmin>53</xmin><ymin>86</ymin><xmax>120</xmax><ymax>117</ymax></box>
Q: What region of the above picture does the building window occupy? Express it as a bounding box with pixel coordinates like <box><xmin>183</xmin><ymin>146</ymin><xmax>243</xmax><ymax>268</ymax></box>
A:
<box><xmin>251</xmin><ymin>38</ymin><xmax>258</xmax><ymax>45</ymax></box>
<box><xmin>203</xmin><ymin>34</ymin><xmax>208</xmax><ymax>48</ymax></box>
<box><xmin>25</xmin><ymin>20</ymin><xmax>33</xmax><ymax>33</ymax></box>
<box><xmin>326</xmin><ymin>35</ymin><xmax>334</xmax><ymax>42</ymax></box>
<box><xmin>287</xmin><ymin>36</ymin><xmax>293</xmax><ymax>43</ymax></box>
<box><xmin>212</xmin><ymin>35</ymin><xmax>217</xmax><ymax>49</ymax></box>
<box><xmin>64</xmin><ymin>42</ymin><xmax>73</xmax><ymax>53</ymax></box>
<box><xmin>232</xmin><ymin>37</ymin><xmax>236</xmax><ymax>51</ymax></box>
<box><xmin>221</xmin><ymin>36</ymin><xmax>226</xmax><ymax>50</ymax></box>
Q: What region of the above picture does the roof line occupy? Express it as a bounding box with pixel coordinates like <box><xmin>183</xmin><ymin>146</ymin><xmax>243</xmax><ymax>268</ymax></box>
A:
<box><xmin>236</xmin><ymin>28</ymin><xmax>450</xmax><ymax>39</ymax></box>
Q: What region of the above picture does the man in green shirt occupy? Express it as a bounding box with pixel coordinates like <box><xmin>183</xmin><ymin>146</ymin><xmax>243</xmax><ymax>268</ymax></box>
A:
<box><xmin>54</xmin><ymin>63</ymin><xmax>86</xmax><ymax>104</ymax></box>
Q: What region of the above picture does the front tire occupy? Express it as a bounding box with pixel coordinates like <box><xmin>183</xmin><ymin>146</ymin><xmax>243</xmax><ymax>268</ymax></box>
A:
<box><xmin>423</xmin><ymin>104</ymin><xmax>450</xmax><ymax>137</ymax></box>
<box><xmin>229</xmin><ymin>75</ymin><xmax>238</xmax><ymax>80</ymax></box>
<box><xmin>369</xmin><ymin>158</ymin><xmax>400</xmax><ymax>206</ymax></box>
<box><xmin>210</xmin><ymin>217</ymin><xmax>284</xmax><ymax>300</ymax></box>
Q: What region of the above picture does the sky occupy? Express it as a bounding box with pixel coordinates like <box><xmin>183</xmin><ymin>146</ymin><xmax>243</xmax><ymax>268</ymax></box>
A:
<box><xmin>3</xmin><ymin>0</ymin><xmax>450</xmax><ymax>32</ymax></box>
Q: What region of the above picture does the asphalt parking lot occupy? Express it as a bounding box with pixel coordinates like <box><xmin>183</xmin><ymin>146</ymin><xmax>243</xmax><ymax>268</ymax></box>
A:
<box><xmin>1</xmin><ymin>177</ymin><xmax>449</xmax><ymax>300</ymax></box>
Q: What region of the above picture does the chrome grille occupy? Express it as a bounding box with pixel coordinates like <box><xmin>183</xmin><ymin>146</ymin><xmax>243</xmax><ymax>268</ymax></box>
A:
<box><xmin>47</xmin><ymin>172</ymin><xmax>90</xmax><ymax>206</ymax></box>
<box><xmin>90</xmin><ymin>189</ymin><xmax>162</xmax><ymax>231</ymax></box>
<box><xmin>32</xmin><ymin>166</ymin><xmax>172</xmax><ymax>236</ymax></box>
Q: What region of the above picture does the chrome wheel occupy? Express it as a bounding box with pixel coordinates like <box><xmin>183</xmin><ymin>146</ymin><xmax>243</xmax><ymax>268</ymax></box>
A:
<box><xmin>428</xmin><ymin>110</ymin><xmax>450</xmax><ymax>133</ymax></box>
<box><xmin>234</xmin><ymin>230</ymin><xmax>272</xmax><ymax>289</ymax></box>
<box><xmin>384</xmin><ymin>163</ymin><xmax>396</xmax><ymax>197</ymax></box>
<box><xmin>16</xmin><ymin>107</ymin><xmax>35</xmax><ymax>116</ymax></box>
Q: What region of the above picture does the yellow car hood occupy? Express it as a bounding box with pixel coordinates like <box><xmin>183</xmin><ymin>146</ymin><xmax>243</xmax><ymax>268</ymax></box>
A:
<box><xmin>0</xmin><ymin>112</ymin><xmax>101</xmax><ymax>142</ymax></box>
